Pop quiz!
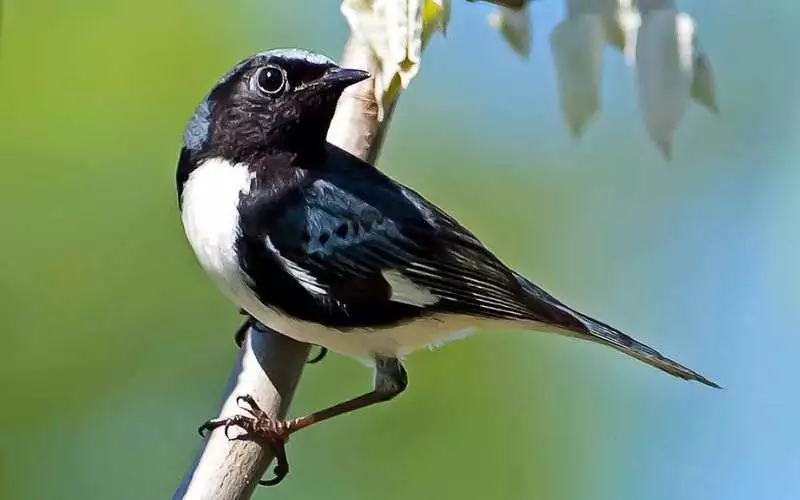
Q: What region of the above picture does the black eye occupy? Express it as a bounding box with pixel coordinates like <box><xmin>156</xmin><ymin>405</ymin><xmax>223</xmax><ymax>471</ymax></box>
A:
<box><xmin>254</xmin><ymin>65</ymin><xmax>286</xmax><ymax>95</ymax></box>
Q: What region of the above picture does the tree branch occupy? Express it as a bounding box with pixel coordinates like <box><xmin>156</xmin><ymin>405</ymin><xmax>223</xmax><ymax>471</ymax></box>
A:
<box><xmin>173</xmin><ymin>34</ymin><xmax>399</xmax><ymax>500</ymax></box>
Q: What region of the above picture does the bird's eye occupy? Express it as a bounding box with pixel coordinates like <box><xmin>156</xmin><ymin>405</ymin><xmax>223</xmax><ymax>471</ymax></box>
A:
<box><xmin>254</xmin><ymin>65</ymin><xmax>286</xmax><ymax>95</ymax></box>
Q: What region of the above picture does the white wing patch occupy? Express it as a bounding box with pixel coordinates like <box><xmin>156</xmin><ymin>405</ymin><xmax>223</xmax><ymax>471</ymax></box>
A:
<box><xmin>382</xmin><ymin>269</ymin><xmax>439</xmax><ymax>307</ymax></box>
<box><xmin>264</xmin><ymin>237</ymin><xmax>328</xmax><ymax>295</ymax></box>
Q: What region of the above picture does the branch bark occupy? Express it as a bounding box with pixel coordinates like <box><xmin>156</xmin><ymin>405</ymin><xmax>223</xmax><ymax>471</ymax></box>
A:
<box><xmin>173</xmin><ymin>35</ymin><xmax>399</xmax><ymax>500</ymax></box>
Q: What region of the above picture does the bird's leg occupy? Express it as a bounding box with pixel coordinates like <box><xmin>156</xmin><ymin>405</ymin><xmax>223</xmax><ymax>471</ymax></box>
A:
<box><xmin>197</xmin><ymin>357</ymin><xmax>407</xmax><ymax>486</ymax></box>
<box><xmin>286</xmin><ymin>357</ymin><xmax>407</xmax><ymax>432</ymax></box>
<box><xmin>234</xmin><ymin>309</ymin><xmax>328</xmax><ymax>365</ymax></box>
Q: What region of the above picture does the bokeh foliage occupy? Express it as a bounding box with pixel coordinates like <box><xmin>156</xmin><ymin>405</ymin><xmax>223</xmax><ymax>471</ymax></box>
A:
<box><xmin>1</xmin><ymin>1</ymin><xmax>799</xmax><ymax>499</ymax></box>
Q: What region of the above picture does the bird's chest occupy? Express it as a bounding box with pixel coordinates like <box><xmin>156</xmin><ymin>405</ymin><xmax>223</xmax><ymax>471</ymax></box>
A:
<box><xmin>181</xmin><ymin>159</ymin><xmax>253</xmax><ymax>290</ymax></box>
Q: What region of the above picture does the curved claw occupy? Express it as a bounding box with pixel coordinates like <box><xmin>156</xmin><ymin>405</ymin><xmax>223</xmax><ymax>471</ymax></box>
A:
<box><xmin>236</xmin><ymin>395</ymin><xmax>257</xmax><ymax>416</ymax></box>
<box><xmin>234</xmin><ymin>317</ymin><xmax>253</xmax><ymax>347</ymax></box>
<box><xmin>197</xmin><ymin>423</ymin><xmax>211</xmax><ymax>438</ymax></box>
<box><xmin>223</xmin><ymin>417</ymin><xmax>246</xmax><ymax>441</ymax></box>
<box><xmin>306</xmin><ymin>346</ymin><xmax>328</xmax><ymax>364</ymax></box>
<box><xmin>223</xmin><ymin>420</ymin><xmax>235</xmax><ymax>440</ymax></box>
<box><xmin>259</xmin><ymin>465</ymin><xmax>288</xmax><ymax>486</ymax></box>
<box><xmin>197</xmin><ymin>417</ymin><xmax>224</xmax><ymax>438</ymax></box>
<box><xmin>259</xmin><ymin>440</ymin><xmax>290</xmax><ymax>486</ymax></box>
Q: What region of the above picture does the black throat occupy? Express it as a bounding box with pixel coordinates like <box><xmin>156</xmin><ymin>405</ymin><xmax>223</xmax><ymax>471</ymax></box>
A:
<box><xmin>176</xmin><ymin>112</ymin><xmax>334</xmax><ymax>205</ymax></box>
<box><xmin>176</xmin><ymin>141</ymin><xmax>328</xmax><ymax>208</ymax></box>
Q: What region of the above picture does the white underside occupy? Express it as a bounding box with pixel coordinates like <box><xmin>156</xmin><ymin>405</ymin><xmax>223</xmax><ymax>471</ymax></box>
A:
<box><xmin>181</xmin><ymin>157</ymin><xmax>548</xmax><ymax>360</ymax></box>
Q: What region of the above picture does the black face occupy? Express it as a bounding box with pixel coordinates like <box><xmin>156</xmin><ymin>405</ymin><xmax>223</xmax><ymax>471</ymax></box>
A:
<box><xmin>181</xmin><ymin>49</ymin><xmax>370</xmax><ymax>166</ymax></box>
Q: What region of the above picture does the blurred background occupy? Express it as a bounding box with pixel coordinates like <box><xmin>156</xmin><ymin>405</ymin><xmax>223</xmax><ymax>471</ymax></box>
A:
<box><xmin>1</xmin><ymin>0</ymin><xmax>798</xmax><ymax>499</ymax></box>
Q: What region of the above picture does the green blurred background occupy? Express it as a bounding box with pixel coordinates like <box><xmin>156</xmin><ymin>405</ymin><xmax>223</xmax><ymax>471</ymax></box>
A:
<box><xmin>1</xmin><ymin>1</ymin><xmax>797</xmax><ymax>499</ymax></box>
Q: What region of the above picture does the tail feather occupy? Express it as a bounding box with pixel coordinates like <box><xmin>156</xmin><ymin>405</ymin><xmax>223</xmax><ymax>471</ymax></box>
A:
<box><xmin>572</xmin><ymin>311</ymin><xmax>721</xmax><ymax>388</ymax></box>
<box><xmin>515</xmin><ymin>273</ymin><xmax>720</xmax><ymax>388</ymax></box>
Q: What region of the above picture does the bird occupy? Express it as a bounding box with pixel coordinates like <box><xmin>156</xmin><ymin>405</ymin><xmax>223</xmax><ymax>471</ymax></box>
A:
<box><xmin>177</xmin><ymin>48</ymin><xmax>719</xmax><ymax>485</ymax></box>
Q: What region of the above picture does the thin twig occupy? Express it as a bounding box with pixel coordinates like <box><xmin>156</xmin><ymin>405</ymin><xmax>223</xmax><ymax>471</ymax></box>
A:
<box><xmin>173</xmin><ymin>34</ymin><xmax>399</xmax><ymax>500</ymax></box>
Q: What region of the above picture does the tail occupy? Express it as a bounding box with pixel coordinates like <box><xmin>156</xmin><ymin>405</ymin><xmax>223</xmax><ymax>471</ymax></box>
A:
<box><xmin>569</xmin><ymin>311</ymin><xmax>721</xmax><ymax>388</ymax></box>
<box><xmin>515</xmin><ymin>274</ymin><xmax>721</xmax><ymax>389</ymax></box>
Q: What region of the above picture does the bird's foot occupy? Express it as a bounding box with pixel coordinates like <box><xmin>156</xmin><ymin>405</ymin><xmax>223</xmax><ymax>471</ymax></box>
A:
<box><xmin>198</xmin><ymin>394</ymin><xmax>293</xmax><ymax>486</ymax></box>
<box><xmin>235</xmin><ymin>313</ymin><xmax>328</xmax><ymax>366</ymax></box>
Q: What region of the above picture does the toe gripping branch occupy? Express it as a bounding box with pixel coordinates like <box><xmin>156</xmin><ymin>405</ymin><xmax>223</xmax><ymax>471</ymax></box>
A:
<box><xmin>198</xmin><ymin>395</ymin><xmax>291</xmax><ymax>486</ymax></box>
<box><xmin>197</xmin><ymin>357</ymin><xmax>407</xmax><ymax>486</ymax></box>
<box><xmin>235</xmin><ymin>310</ymin><xmax>328</xmax><ymax>364</ymax></box>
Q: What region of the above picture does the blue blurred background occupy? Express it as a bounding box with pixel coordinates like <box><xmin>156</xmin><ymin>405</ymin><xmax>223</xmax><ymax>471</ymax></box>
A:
<box><xmin>1</xmin><ymin>1</ymin><xmax>797</xmax><ymax>499</ymax></box>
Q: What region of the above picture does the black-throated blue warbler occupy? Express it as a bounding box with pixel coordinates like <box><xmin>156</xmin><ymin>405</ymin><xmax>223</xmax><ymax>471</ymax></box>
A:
<box><xmin>177</xmin><ymin>48</ymin><xmax>718</xmax><ymax>485</ymax></box>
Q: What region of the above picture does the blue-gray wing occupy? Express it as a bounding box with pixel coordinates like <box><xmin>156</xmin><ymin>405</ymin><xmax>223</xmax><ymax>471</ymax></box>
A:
<box><xmin>237</xmin><ymin>173</ymin><xmax>575</xmax><ymax>330</ymax></box>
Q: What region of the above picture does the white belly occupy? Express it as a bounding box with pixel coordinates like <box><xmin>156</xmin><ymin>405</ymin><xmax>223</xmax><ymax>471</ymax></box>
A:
<box><xmin>237</xmin><ymin>291</ymin><xmax>481</xmax><ymax>360</ymax></box>
<box><xmin>181</xmin><ymin>157</ymin><xmax>482</xmax><ymax>360</ymax></box>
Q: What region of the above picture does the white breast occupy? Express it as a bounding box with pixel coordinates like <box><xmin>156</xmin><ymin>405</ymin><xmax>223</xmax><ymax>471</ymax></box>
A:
<box><xmin>181</xmin><ymin>157</ymin><xmax>254</xmax><ymax>296</ymax></box>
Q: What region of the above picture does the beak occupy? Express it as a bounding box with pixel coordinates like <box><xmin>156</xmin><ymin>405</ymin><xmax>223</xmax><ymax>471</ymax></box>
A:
<box><xmin>320</xmin><ymin>67</ymin><xmax>371</xmax><ymax>88</ymax></box>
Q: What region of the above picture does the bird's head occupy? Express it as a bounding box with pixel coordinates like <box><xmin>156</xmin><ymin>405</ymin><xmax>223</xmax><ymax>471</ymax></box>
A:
<box><xmin>182</xmin><ymin>48</ymin><xmax>370</xmax><ymax>162</ymax></box>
